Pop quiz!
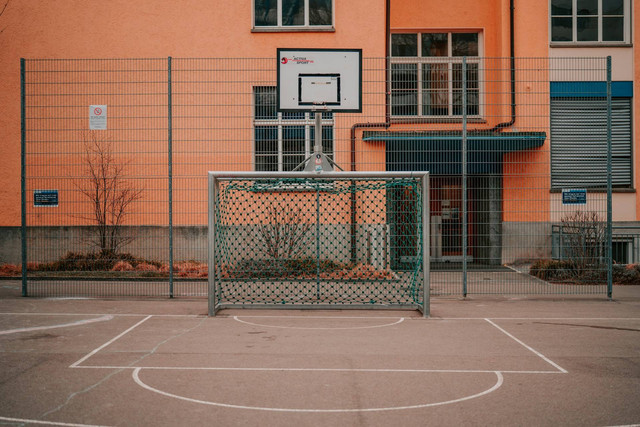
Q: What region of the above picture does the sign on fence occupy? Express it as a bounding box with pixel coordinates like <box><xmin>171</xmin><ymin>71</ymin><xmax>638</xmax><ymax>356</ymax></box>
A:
<box><xmin>562</xmin><ymin>189</ymin><xmax>587</xmax><ymax>205</ymax></box>
<box><xmin>89</xmin><ymin>105</ymin><xmax>107</xmax><ymax>130</ymax></box>
<box><xmin>33</xmin><ymin>190</ymin><xmax>58</xmax><ymax>207</ymax></box>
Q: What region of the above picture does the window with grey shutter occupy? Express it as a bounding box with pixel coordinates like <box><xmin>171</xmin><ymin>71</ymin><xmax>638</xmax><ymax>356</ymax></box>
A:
<box><xmin>551</xmin><ymin>98</ymin><xmax>631</xmax><ymax>188</ymax></box>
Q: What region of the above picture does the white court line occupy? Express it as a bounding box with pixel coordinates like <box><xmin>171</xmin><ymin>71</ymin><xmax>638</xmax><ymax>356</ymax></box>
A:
<box><xmin>233</xmin><ymin>315</ymin><xmax>405</xmax><ymax>330</ymax></box>
<box><xmin>1</xmin><ymin>312</ymin><xmax>639</xmax><ymax>321</ymax></box>
<box><xmin>75</xmin><ymin>365</ymin><xmax>561</xmax><ymax>374</ymax></box>
<box><xmin>69</xmin><ymin>315</ymin><xmax>152</xmax><ymax>368</ymax></box>
<box><xmin>64</xmin><ymin>315</ymin><xmax>567</xmax><ymax>374</ymax></box>
<box><xmin>0</xmin><ymin>312</ymin><xmax>202</xmax><ymax>318</ymax></box>
<box><xmin>132</xmin><ymin>367</ymin><xmax>504</xmax><ymax>413</ymax></box>
<box><xmin>456</xmin><ymin>317</ymin><xmax>640</xmax><ymax>321</ymax></box>
<box><xmin>230</xmin><ymin>315</ymin><xmax>411</xmax><ymax>319</ymax></box>
<box><xmin>0</xmin><ymin>415</ymin><xmax>110</xmax><ymax>427</ymax></box>
<box><xmin>0</xmin><ymin>315</ymin><xmax>113</xmax><ymax>336</ymax></box>
<box><xmin>485</xmin><ymin>318</ymin><xmax>568</xmax><ymax>374</ymax></box>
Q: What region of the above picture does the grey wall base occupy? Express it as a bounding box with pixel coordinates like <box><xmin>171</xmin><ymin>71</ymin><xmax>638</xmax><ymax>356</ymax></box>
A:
<box><xmin>4</xmin><ymin>221</ymin><xmax>638</xmax><ymax>266</ymax></box>
<box><xmin>1</xmin><ymin>226</ymin><xmax>205</xmax><ymax>264</ymax></box>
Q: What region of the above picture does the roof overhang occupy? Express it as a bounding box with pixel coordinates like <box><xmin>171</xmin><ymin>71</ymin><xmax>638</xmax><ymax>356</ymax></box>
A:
<box><xmin>364</xmin><ymin>131</ymin><xmax>546</xmax><ymax>152</ymax></box>
<box><xmin>372</xmin><ymin>131</ymin><xmax>547</xmax><ymax>175</ymax></box>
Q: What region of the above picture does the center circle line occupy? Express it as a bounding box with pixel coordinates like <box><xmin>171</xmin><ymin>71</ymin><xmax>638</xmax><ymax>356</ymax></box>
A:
<box><xmin>132</xmin><ymin>368</ymin><xmax>503</xmax><ymax>413</ymax></box>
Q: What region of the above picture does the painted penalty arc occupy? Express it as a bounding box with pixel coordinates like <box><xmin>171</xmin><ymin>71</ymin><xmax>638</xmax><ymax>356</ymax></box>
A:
<box><xmin>132</xmin><ymin>368</ymin><xmax>504</xmax><ymax>413</ymax></box>
<box><xmin>232</xmin><ymin>315</ymin><xmax>405</xmax><ymax>330</ymax></box>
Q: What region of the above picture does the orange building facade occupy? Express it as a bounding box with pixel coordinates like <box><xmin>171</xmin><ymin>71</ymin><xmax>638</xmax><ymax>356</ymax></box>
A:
<box><xmin>0</xmin><ymin>0</ymin><xmax>637</xmax><ymax>266</ymax></box>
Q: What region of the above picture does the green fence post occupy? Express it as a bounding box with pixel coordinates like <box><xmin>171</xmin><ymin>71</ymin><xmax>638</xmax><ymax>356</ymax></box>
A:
<box><xmin>462</xmin><ymin>56</ymin><xmax>468</xmax><ymax>298</ymax></box>
<box><xmin>606</xmin><ymin>56</ymin><xmax>612</xmax><ymax>299</ymax></box>
<box><xmin>168</xmin><ymin>57</ymin><xmax>174</xmax><ymax>298</ymax></box>
<box><xmin>20</xmin><ymin>58</ymin><xmax>27</xmax><ymax>297</ymax></box>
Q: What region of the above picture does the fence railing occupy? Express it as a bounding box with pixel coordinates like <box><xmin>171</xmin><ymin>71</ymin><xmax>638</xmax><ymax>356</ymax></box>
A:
<box><xmin>11</xmin><ymin>56</ymin><xmax>616</xmax><ymax>298</ymax></box>
<box><xmin>553</xmin><ymin>225</ymin><xmax>640</xmax><ymax>265</ymax></box>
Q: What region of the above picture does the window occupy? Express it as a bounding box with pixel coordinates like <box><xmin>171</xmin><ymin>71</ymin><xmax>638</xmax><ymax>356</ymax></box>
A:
<box><xmin>612</xmin><ymin>239</ymin><xmax>633</xmax><ymax>264</ymax></box>
<box><xmin>551</xmin><ymin>0</ymin><xmax>630</xmax><ymax>43</ymax></box>
<box><xmin>551</xmin><ymin>98</ymin><xmax>632</xmax><ymax>188</ymax></box>
<box><xmin>254</xmin><ymin>87</ymin><xmax>333</xmax><ymax>171</ymax></box>
<box><xmin>254</xmin><ymin>0</ymin><xmax>332</xmax><ymax>29</ymax></box>
<box><xmin>390</xmin><ymin>32</ymin><xmax>480</xmax><ymax>118</ymax></box>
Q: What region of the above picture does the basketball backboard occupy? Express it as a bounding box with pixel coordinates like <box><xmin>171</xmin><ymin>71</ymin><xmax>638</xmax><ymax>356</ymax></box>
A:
<box><xmin>277</xmin><ymin>48</ymin><xmax>362</xmax><ymax>112</ymax></box>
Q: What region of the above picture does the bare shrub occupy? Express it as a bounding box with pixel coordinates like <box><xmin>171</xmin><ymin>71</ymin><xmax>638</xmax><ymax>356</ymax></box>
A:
<box><xmin>258</xmin><ymin>205</ymin><xmax>312</xmax><ymax>261</ymax></box>
<box><xmin>558</xmin><ymin>210</ymin><xmax>606</xmax><ymax>277</ymax></box>
<box><xmin>73</xmin><ymin>131</ymin><xmax>143</xmax><ymax>254</ymax></box>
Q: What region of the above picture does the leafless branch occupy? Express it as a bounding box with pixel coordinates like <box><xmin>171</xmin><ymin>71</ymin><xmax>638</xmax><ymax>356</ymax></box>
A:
<box><xmin>0</xmin><ymin>0</ymin><xmax>10</xmax><ymax>35</ymax></box>
<box><xmin>72</xmin><ymin>131</ymin><xmax>143</xmax><ymax>253</ymax></box>
<box><xmin>259</xmin><ymin>205</ymin><xmax>312</xmax><ymax>260</ymax></box>
<box><xmin>560</xmin><ymin>210</ymin><xmax>606</xmax><ymax>276</ymax></box>
<box><xmin>0</xmin><ymin>0</ymin><xmax>9</xmax><ymax>16</ymax></box>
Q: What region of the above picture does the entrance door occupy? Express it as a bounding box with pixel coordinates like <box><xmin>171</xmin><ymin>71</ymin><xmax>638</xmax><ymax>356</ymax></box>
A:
<box><xmin>430</xmin><ymin>177</ymin><xmax>473</xmax><ymax>261</ymax></box>
<box><xmin>388</xmin><ymin>185</ymin><xmax>419</xmax><ymax>270</ymax></box>
<box><xmin>439</xmin><ymin>181</ymin><xmax>463</xmax><ymax>256</ymax></box>
<box><xmin>390</xmin><ymin>177</ymin><xmax>472</xmax><ymax>267</ymax></box>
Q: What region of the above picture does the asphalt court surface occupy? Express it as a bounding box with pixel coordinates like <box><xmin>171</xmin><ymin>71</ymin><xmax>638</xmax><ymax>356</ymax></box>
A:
<box><xmin>0</xmin><ymin>283</ymin><xmax>639</xmax><ymax>426</ymax></box>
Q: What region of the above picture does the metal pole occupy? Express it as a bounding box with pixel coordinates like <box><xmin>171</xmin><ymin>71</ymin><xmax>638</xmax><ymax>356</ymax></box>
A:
<box><xmin>208</xmin><ymin>174</ymin><xmax>217</xmax><ymax>316</ymax></box>
<box><xmin>462</xmin><ymin>57</ymin><xmax>468</xmax><ymax>298</ymax></box>
<box><xmin>168</xmin><ymin>57</ymin><xmax>174</xmax><ymax>298</ymax></box>
<box><xmin>314</xmin><ymin>112</ymin><xmax>322</xmax><ymax>154</ymax></box>
<box><xmin>606</xmin><ymin>56</ymin><xmax>613</xmax><ymax>299</ymax></box>
<box><xmin>20</xmin><ymin>58</ymin><xmax>27</xmax><ymax>297</ymax></box>
<box><xmin>314</xmin><ymin>112</ymin><xmax>322</xmax><ymax>300</ymax></box>
<box><xmin>316</xmin><ymin>187</ymin><xmax>321</xmax><ymax>300</ymax></box>
<box><xmin>423</xmin><ymin>173</ymin><xmax>430</xmax><ymax>317</ymax></box>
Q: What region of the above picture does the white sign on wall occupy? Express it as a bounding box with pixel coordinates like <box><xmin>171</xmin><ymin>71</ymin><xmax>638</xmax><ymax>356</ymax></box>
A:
<box><xmin>89</xmin><ymin>105</ymin><xmax>107</xmax><ymax>130</ymax></box>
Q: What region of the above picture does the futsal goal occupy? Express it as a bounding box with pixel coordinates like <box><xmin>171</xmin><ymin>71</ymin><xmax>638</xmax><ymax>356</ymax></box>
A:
<box><xmin>208</xmin><ymin>171</ymin><xmax>430</xmax><ymax>316</ymax></box>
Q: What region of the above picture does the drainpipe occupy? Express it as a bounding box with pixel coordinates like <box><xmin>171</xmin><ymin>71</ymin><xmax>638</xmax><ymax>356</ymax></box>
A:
<box><xmin>490</xmin><ymin>0</ymin><xmax>516</xmax><ymax>132</ymax></box>
<box><xmin>349</xmin><ymin>0</ymin><xmax>392</xmax><ymax>263</ymax></box>
<box><xmin>350</xmin><ymin>0</ymin><xmax>392</xmax><ymax>173</ymax></box>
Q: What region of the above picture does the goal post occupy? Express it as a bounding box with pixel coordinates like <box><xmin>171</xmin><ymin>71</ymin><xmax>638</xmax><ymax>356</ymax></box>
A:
<box><xmin>208</xmin><ymin>171</ymin><xmax>430</xmax><ymax>317</ymax></box>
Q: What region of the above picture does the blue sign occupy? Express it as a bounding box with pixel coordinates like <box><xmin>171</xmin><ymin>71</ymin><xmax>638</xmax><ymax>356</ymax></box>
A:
<box><xmin>34</xmin><ymin>190</ymin><xmax>58</xmax><ymax>207</ymax></box>
<box><xmin>562</xmin><ymin>189</ymin><xmax>587</xmax><ymax>205</ymax></box>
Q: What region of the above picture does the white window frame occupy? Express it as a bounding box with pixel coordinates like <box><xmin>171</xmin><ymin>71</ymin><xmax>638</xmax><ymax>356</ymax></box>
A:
<box><xmin>390</xmin><ymin>32</ymin><xmax>484</xmax><ymax>119</ymax></box>
<box><xmin>550</xmin><ymin>0</ymin><xmax>631</xmax><ymax>45</ymax></box>
<box><xmin>253</xmin><ymin>87</ymin><xmax>334</xmax><ymax>172</ymax></box>
<box><xmin>253</xmin><ymin>0</ymin><xmax>334</xmax><ymax>31</ymax></box>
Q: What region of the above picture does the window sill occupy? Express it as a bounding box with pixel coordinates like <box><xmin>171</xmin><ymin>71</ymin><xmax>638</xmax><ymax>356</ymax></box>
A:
<box><xmin>550</xmin><ymin>188</ymin><xmax>635</xmax><ymax>193</ymax></box>
<box><xmin>252</xmin><ymin>27</ymin><xmax>335</xmax><ymax>33</ymax></box>
<box><xmin>550</xmin><ymin>42</ymin><xmax>632</xmax><ymax>48</ymax></box>
<box><xmin>390</xmin><ymin>117</ymin><xmax>486</xmax><ymax>124</ymax></box>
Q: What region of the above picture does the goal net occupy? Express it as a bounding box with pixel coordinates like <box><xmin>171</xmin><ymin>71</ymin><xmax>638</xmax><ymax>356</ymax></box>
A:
<box><xmin>208</xmin><ymin>172</ymin><xmax>429</xmax><ymax>316</ymax></box>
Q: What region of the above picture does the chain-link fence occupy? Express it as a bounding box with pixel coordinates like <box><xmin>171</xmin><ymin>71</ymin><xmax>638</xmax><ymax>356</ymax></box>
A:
<box><xmin>15</xmin><ymin>56</ymin><xmax>617</xmax><ymax>298</ymax></box>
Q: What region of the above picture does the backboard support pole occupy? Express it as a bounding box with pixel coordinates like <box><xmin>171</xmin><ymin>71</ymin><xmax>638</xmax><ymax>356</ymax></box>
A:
<box><xmin>294</xmin><ymin>109</ymin><xmax>341</xmax><ymax>172</ymax></box>
<box><xmin>314</xmin><ymin>111</ymin><xmax>322</xmax><ymax>154</ymax></box>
